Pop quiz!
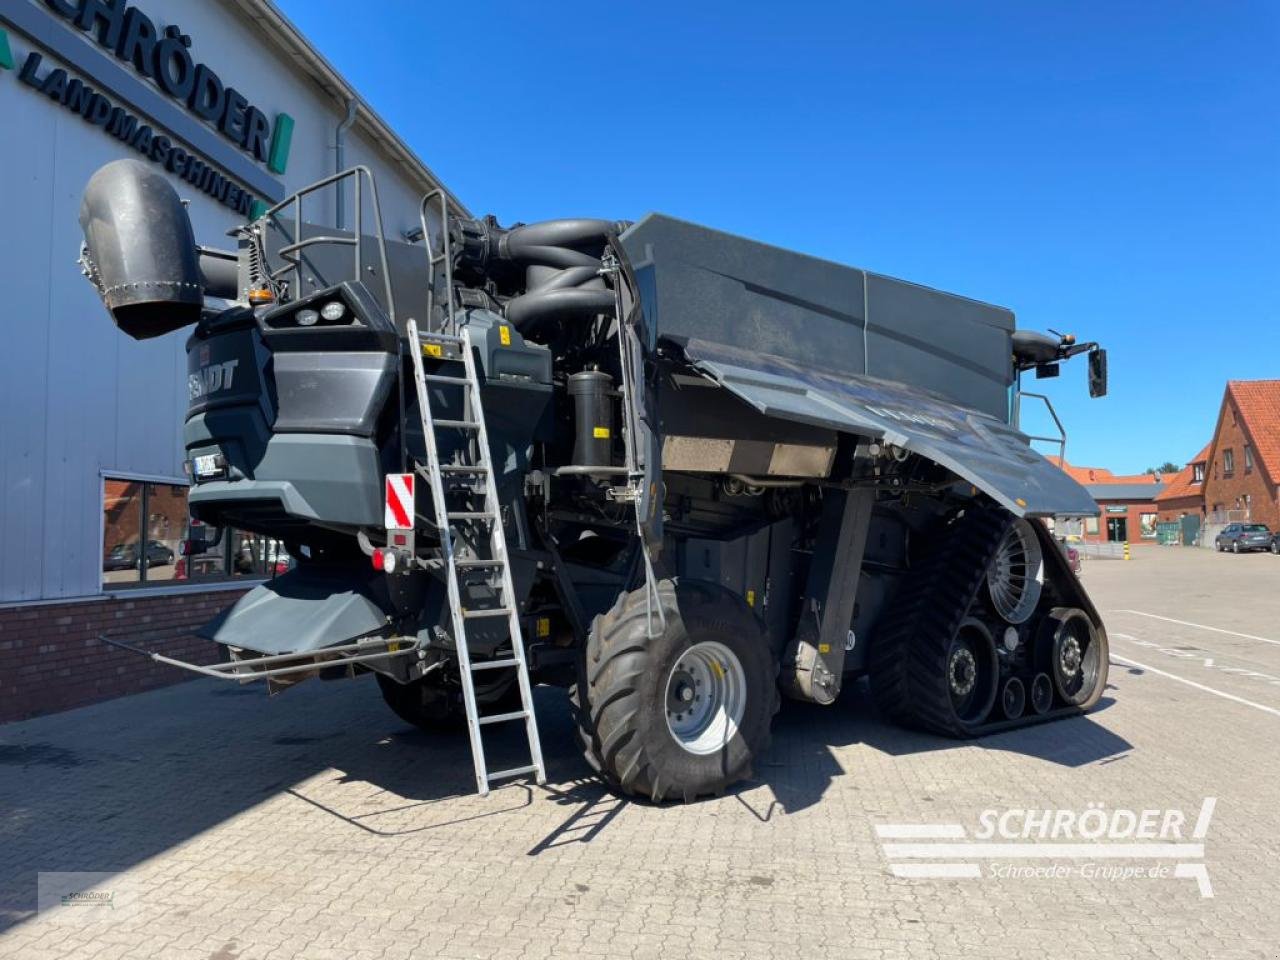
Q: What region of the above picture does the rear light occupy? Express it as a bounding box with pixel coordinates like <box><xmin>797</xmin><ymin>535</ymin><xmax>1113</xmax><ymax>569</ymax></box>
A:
<box><xmin>371</xmin><ymin>549</ymin><xmax>384</xmax><ymax>571</ymax></box>
<box><xmin>175</xmin><ymin>557</ymin><xmax>187</xmax><ymax>580</ymax></box>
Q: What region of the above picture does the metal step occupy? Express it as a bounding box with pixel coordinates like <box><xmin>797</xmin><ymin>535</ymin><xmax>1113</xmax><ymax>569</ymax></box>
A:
<box><xmin>422</xmin><ymin>332</ymin><xmax>465</xmax><ymax>344</ymax></box>
<box><xmin>487</xmin><ymin>764</ymin><xmax>539</xmax><ymax>782</ymax></box>
<box><xmin>447</xmin><ymin>511</ymin><xmax>495</xmax><ymax>521</ymax></box>
<box><xmin>454</xmin><ymin>558</ymin><xmax>504</xmax><ymax>569</ymax></box>
<box><xmin>478</xmin><ymin>710</ymin><xmax>528</xmax><ymax>726</ymax></box>
<box><xmin>462</xmin><ymin>607</ymin><xmax>515</xmax><ymax>619</ymax></box>
<box><xmin>434</xmin><ymin>419</ymin><xmax>481</xmax><ymax>430</ymax></box>
<box><xmin>423</xmin><ymin>373</ymin><xmax>470</xmax><ymax>385</ymax></box>
<box><xmin>471</xmin><ymin>658</ymin><xmax>519</xmax><ymax>671</ymax></box>
<box><xmin>439</xmin><ymin>464</ymin><xmax>489</xmax><ymax>474</ymax></box>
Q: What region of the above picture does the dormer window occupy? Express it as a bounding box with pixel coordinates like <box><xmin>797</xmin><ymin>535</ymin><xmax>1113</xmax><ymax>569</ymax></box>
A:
<box><xmin>1192</xmin><ymin>462</ymin><xmax>1205</xmax><ymax>483</ymax></box>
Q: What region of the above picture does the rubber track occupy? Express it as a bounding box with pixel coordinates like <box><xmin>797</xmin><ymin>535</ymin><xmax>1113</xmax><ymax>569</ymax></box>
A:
<box><xmin>869</xmin><ymin>506</ymin><xmax>1012</xmax><ymax>737</ymax></box>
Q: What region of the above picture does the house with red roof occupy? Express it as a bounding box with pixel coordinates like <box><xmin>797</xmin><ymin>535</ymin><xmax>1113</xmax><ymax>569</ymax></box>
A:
<box><xmin>1047</xmin><ymin>456</ymin><xmax>1166</xmax><ymax>544</ymax></box>
<box><xmin>1199</xmin><ymin>381</ymin><xmax>1280</xmax><ymax>531</ymax></box>
<box><xmin>1154</xmin><ymin>444</ymin><xmax>1210</xmax><ymax>544</ymax></box>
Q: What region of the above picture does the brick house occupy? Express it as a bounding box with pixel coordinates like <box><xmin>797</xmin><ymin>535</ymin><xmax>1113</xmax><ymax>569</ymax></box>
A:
<box><xmin>1200</xmin><ymin>381</ymin><xmax>1280</xmax><ymax>530</ymax></box>
<box><xmin>1153</xmin><ymin>444</ymin><xmax>1210</xmax><ymax>544</ymax></box>
<box><xmin>1048</xmin><ymin>458</ymin><xmax>1166</xmax><ymax>544</ymax></box>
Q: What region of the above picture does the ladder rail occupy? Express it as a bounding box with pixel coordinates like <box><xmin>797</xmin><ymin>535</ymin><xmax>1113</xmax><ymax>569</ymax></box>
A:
<box><xmin>406</xmin><ymin>317</ymin><xmax>489</xmax><ymax>793</ymax></box>
<box><xmin>404</xmin><ymin>319</ymin><xmax>545</xmax><ymax>796</ymax></box>
<box><xmin>459</xmin><ymin>328</ymin><xmax>547</xmax><ymax>786</ymax></box>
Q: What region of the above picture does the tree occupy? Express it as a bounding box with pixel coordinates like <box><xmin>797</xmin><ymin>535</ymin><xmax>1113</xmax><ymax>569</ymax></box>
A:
<box><xmin>1146</xmin><ymin>461</ymin><xmax>1181</xmax><ymax>476</ymax></box>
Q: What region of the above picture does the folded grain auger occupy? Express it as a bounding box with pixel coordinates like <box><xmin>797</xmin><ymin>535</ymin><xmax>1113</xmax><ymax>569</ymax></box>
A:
<box><xmin>82</xmin><ymin>159</ymin><xmax>1110</xmax><ymax>801</ymax></box>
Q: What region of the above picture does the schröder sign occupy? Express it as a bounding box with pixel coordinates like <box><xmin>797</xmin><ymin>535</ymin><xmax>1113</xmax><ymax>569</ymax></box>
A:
<box><xmin>41</xmin><ymin>0</ymin><xmax>291</xmax><ymax>172</ymax></box>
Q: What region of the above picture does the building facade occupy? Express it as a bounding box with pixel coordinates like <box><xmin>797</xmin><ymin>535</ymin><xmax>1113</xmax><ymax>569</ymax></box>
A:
<box><xmin>0</xmin><ymin>0</ymin><xmax>459</xmax><ymax>720</ymax></box>
<box><xmin>1154</xmin><ymin>444</ymin><xmax>1209</xmax><ymax>545</ymax></box>
<box><xmin>1048</xmin><ymin>458</ymin><xmax>1165</xmax><ymax>544</ymax></box>
<box><xmin>1200</xmin><ymin>381</ymin><xmax>1280</xmax><ymax>531</ymax></box>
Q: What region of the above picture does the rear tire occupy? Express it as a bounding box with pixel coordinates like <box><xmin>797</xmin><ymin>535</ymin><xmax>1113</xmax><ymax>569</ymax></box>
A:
<box><xmin>579</xmin><ymin>580</ymin><xmax>778</xmax><ymax>802</ymax></box>
<box><xmin>376</xmin><ymin>672</ymin><xmax>460</xmax><ymax>731</ymax></box>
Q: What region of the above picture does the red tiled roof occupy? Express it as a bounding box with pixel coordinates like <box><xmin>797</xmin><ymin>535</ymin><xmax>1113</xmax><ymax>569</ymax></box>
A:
<box><xmin>1227</xmin><ymin>381</ymin><xmax>1280</xmax><ymax>485</ymax></box>
<box><xmin>1153</xmin><ymin>443</ymin><xmax>1210</xmax><ymax>504</ymax></box>
<box><xmin>1047</xmin><ymin>456</ymin><xmax>1166</xmax><ymax>486</ymax></box>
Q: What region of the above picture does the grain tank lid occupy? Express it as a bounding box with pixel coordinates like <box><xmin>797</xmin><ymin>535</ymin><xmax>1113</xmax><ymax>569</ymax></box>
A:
<box><xmin>680</xmin><ymin>338</ymin><xmax>1098</xmax><ymax>519</ymax></box>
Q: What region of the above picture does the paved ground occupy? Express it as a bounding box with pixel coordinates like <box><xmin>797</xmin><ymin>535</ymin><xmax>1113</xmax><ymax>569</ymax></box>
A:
<box><xmin>2</xmin><ymin>547</ymin><xmax>1279</xmax><ymax>960</ymax></box>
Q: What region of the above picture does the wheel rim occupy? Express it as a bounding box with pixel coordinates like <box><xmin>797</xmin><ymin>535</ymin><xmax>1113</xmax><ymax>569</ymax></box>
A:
<box><xmin>1051</xmin><ymin>612</ymin><xmax>1102</xmax><ymax>705</ymax></box>
<box><xmin>1001</xmin><ymin>677</ymin><xmax>1025</xmax><ymax>718</ymax></box>
<box><xmin>665</xmin><ymin>640</ymin><xmax>747</xmax><ymax>755</ymax></box>
<box><xmin>987</xmin><ymin>519</ymin><xmax>1044</xmax><ymax>624</ymax></box>
<box><xmin>947</xmin><ymin>622</ymin><xmax>998</xmax><ymax>724</ymax></box>
<box><xmin>1030</xmin><ymin>673</ymin><xmax>1053</xmax><ymax>713</ymax></box>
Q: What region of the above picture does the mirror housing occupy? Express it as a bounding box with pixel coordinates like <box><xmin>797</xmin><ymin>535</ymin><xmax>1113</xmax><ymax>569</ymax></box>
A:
<box><xmin>1088</xmin><ymin>348</ymin><xmax>1108</xmax><ymax>398</ymax></box>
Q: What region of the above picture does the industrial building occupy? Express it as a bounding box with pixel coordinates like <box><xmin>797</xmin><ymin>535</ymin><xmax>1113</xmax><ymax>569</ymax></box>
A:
<box><xmin>0</xmin><ymin>0</ymin><xmax>459</xmax><ymax>720</ymax></box>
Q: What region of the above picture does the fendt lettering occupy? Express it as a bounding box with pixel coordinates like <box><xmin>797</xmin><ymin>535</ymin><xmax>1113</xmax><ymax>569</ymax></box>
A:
<box><xmin>188</xmin><ymin>359</ymin><xmax>239</xmax><ymax>400</ymax></box>
<box><xmin>80</xmin><ymin>158</ymin><xmax>1111</xmax><ymax>801</ymax></box>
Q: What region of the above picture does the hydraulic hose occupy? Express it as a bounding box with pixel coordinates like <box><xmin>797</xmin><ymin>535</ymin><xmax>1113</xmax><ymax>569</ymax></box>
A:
<box><xmin>461</xmin><ymin>217</ymin><xmax>629</xmax><ymax>333</ymax></box>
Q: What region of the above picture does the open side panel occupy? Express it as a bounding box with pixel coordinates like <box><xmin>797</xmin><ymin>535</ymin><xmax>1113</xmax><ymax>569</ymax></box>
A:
<box><xmin>682</xmin><ymin>338</ymin><xmax>1097</xmax><ymax>519</ymax></box>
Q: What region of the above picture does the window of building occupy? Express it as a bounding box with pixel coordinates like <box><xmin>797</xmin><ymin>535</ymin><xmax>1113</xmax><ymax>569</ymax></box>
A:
<box><xmin>1192</xmin><ymin>462</ymin><xmax>1205</xmax><ymax>483</ymax></box>
<box><xmin>102</xmin><ymin>476</ymin><xmax>290</xmax><ymax>590</ymax></box>
<box><xmin>1223</xmin><ymin>448</ymin><xmax>1234</xmax><ymax>477</ymax></box>
<box><xmin>1244</xmin><ymin>445</ymin><xmax>1254</xmax><ymax>474</ymax></box>
<box><xmin>1085</xmin><ymin>516</ymin><xmax>1100</xmax><ymax>535</ymax></box>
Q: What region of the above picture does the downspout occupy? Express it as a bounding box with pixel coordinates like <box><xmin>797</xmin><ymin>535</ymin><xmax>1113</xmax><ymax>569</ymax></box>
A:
<box><xmin>334</xmin><ymin>98</ymin><xmax>358</xmax><ymax>229</ymax></box>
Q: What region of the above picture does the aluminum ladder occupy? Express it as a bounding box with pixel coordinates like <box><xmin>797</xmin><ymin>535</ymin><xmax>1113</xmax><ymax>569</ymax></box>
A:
<box><xmin>405</xmin><ymin>318</ymin><xmax>546</xmax><ymax>796</ymax></box>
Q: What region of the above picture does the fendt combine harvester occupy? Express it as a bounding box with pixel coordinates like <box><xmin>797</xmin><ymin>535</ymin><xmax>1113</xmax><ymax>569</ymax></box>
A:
<box><xmin>82</xmin><ymin>159</ymin><xmax>1110</xmax><ymax>801</ymax></box>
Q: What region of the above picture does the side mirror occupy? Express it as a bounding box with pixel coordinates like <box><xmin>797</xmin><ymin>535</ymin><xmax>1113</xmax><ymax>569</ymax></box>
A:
<box><xmin>1088</xmin><ymin>348</ymin><xmax>1108</xmax><ymax>398</ymax></box>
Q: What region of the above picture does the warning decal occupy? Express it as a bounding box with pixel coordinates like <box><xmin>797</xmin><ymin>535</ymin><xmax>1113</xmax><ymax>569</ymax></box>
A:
<box><xmin>385</xmin><ymin>473</ymin><xmax>415</xmax><ymax>530</ymax></box>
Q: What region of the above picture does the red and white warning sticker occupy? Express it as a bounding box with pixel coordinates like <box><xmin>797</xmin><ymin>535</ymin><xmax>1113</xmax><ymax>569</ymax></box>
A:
<box><xmin>384</xmin><ymin>473</ymin><xmax>415</xmax><ymax>530</ymax></box>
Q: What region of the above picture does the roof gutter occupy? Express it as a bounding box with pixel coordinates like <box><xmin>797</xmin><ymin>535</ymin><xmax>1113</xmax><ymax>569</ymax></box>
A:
<box><xmin>227</xmin><ymin>0</ymin><xmax>469</xmax><ymax>217</ymax></box>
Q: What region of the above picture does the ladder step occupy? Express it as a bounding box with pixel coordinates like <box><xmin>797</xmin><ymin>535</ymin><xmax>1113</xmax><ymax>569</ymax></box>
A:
<box><xmin>462</xmin><ymin>607</ymin><xmax>515</xmax><ymax>619</ymax></box>
<box><xmin>471</xmin><ymin>658</ymin><xmax>519</xmax><ymax>671</ymax></box>
<box><xmin>454</xmin><ymin>558</ymin><xmax>504</xmax><ymax>569</ymax></box>
<box><xmin>439</xmin><ymin>464</ymin><xmax>489</xmax><ymax>474</ymax></box>
<box><xmin>421</xmin><ymin>332</ymin><xmax>465</xmax><ymax>344</ymax></box>
<box><xmin>486</xmin><ymin>764</ymin><xmax>539</xmax><ymax>782</ymax></box>
<box><xmin>422</xmin><ymin>373</ymin><xmax>470</xmax><ymax>385</ymax></box>
<box><xmin>478</xmin><ymin>710</ymin><xmax>528</xmax><ymax>726</ymax></box>
<box><xmin>434</xmin><ymin>419</ymin><xmax>481</xmax><ymax>430</ymax></box>
<box><xmin>447</xmin><ymin>511</ymin><xmax>494</xmax><ymax>521</ymax></box>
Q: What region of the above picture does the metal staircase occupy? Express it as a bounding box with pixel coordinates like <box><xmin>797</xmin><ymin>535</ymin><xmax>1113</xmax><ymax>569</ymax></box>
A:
<box><xmin>405</xmin><ymin>317</ymin><xmax>546</xmax><ymax>796</ymax></box>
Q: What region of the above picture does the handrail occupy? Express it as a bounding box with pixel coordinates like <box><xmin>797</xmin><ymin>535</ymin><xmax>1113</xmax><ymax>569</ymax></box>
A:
<box><xmin>1018</xmin><ymin>390</ymin><xmax>1067</xmax><ymax>464</ymax></box>
<box><xmin>259</xmin><ymin>166</ymin><xmax>396</xmax><ymax>325</ymax></box>
<box><xmin>419</xmin><ymin>188</ymin><xmax>454</xmax><ymax>334</ymax></box>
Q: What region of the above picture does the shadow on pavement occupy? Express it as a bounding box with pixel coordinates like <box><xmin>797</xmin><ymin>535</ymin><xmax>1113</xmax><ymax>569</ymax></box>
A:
<box><xmin>0</xmin><ymin>666</ymin><xmax>1131</xmax><ymax>928</ymax></box>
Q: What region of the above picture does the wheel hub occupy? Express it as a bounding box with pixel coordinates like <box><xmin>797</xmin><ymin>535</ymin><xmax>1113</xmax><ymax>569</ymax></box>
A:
<box><xmin>949</xmin><ymin>648</ymin><xmax>977</xmax><ymax>697</ymax></box>
<box><xmin>665</xmin><ymin>641</ymin><xmax>747</xmax><ymax>755</ymax></box>
<box><xmin>1059</xmin><ymin>636</ymin><xmax>1082</xmax><ymax>677</ymax></box>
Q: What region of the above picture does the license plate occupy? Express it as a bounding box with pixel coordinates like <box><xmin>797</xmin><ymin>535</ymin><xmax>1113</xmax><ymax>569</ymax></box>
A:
<box><xmin>194</xmin><ymin>454</ymin><xmax>224</xmax><ymax>479</ymax></box>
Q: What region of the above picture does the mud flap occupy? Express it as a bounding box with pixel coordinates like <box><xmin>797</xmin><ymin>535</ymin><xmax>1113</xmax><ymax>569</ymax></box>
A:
<box><xmin>681</xmin><ymin>338</ymin><xmax>1097</xmax><ymax>518</ymax></box>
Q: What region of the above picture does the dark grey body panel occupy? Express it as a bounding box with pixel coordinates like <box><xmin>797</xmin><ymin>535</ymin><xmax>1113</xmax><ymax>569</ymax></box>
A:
<box><xmin>683</xmin><ymin>338</ymin><xmax>1097</xmax><ymax>519</ymax></box>
<box><xmin>200</xmin><ymin>567</ymin><xmax>391</xmax><ymax>654</ymax></box>
<box><xmin>620</xmin><ymin>214</ymin><xmax>1015</xmax><ymax>421</ymax></box>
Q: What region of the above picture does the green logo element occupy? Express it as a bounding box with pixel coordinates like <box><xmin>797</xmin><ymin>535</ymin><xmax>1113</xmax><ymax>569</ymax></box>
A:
<box><xmin>248</xmin><ymin>198</ymin><xmax>270</xmax><ymax>221</ymax></box>
<box><xmin>0</xmin><ymin>28</ymin><xmax>15</xmax><ymax>71</ymax></box>
<box><xmin>268</xmin><ymin>113</ymin><xmax>294</xmax><ymax>175</ymax></box>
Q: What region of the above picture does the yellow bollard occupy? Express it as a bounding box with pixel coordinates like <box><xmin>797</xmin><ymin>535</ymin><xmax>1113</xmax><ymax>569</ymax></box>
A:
<box><xmin>1123</xmin><ymin>541</ymin><xmax>1130</xmax><ymax>561</ymax></box>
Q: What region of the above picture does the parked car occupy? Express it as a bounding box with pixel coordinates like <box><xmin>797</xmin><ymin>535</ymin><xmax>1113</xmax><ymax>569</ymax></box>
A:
<box><xmin>1214</xmin><ymin>523</ymin><xmax>1273</xmax><ymax>553</ymax></box>
<box><xmin>1271</xmin><ymin>532</ymin><xmax>1280</xmax><ymax>555</ymax></box>
<box><xmin>102</xmin><ymin>540</ymin><xmax>174</xmax><ymax>571</ymax></box>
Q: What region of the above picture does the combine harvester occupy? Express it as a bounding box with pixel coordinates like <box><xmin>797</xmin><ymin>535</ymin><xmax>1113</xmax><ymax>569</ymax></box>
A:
<box><xmin>82</xmin><ymin>159</ymin><xmax>1109</xmax><ymax>801</ymax></box>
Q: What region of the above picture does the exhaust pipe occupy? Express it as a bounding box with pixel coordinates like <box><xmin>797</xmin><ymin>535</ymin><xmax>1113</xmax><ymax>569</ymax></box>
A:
<box><xmin>79</xmin><ymin>159</ymin><xmax>203</xmax><ymax>339</ymax></box>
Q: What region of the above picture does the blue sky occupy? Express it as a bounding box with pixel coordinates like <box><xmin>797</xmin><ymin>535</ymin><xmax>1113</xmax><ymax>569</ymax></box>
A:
<box><xmin>278</xmin><ymin>0</ymin><xmax>1279</xmax><ymax>473</ymax></box>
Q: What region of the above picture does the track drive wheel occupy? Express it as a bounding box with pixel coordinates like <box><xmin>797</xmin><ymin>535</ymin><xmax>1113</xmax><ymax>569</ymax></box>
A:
<box><xmin>578</xmin><ymin>580</ymin><xmax>778</xmax><ymax>802</ymax></box>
